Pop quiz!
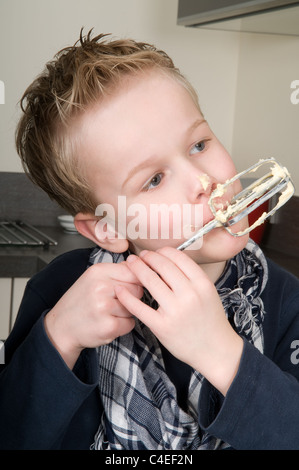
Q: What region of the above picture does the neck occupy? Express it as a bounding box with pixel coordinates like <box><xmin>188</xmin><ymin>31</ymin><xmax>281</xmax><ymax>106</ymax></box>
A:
<box><xmin>200</xmin><ymin>260</ymin><xmax>227</xmax><ymax>284</ymax></box>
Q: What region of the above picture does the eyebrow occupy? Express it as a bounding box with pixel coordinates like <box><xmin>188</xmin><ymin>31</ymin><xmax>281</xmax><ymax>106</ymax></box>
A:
<box><xmin>122</xmin><ymin>118</ymin><xmax>207</xmax><ymax>189</ymax></box>
<box><xmin>121</xmin><ymin>156</ymin><xmax>158</xmax><ymax>190</ymax></box>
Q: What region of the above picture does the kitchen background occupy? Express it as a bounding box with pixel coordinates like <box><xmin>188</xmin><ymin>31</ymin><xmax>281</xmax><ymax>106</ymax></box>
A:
<box><xmin>0</xmin><ymin>0</ymin><xmax>298</xmax><ymax>339</ymax></box>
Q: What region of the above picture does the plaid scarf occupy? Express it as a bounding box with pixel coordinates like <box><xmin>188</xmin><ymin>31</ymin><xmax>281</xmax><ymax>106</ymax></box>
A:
<box><xmin>89</xmin><ymin>240</ymin><xmax>268</xmax><ymax>450</ymax></box>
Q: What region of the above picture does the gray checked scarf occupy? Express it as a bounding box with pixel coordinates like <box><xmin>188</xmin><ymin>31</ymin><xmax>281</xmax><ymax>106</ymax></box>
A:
<box><xmin>89</xmin><ymin>239</ymin><xmax>268</xmax><ymax>450</ymax></box>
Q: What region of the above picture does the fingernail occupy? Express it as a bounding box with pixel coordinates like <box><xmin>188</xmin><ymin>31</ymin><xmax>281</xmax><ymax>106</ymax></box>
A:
<box><xmin>139</xmin><ymin>250</ymin><xmax>148</xmax><ymax>258</ymax></box>
<box><xmin>126</xmin><ymin>254</ymin><xmax>137</xmax><ymax>263</ymax></box>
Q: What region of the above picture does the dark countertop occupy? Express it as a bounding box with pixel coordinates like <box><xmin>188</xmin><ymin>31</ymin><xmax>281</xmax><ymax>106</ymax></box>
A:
<box><xmin>0</xmin><ymin>226</ymin><xmax>95</xmax><ymax>278</ymax></box>
<box><xmin>0</xmin><ymin>172</ymin><xmax>97</xmax><ymax>277</ymax></box>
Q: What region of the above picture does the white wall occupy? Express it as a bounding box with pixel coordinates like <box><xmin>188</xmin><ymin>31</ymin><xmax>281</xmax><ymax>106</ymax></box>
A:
<box><xmin>0</xmin><ymin>0</ymin><xmax>298</xmax><ymax>193</ymax></box>
<box><xmin>232</xmin><ymin>32</ymin><xmax>299</xmax><ymax>192</ymax></box>
<box><xmin>0</xmin><ymin>0</ymin><xmax>239</xmax><ymax>172</ymax></box>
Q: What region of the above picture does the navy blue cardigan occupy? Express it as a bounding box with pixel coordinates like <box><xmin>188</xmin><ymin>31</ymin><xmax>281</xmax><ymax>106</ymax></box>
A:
<box><xmin>1</xmin><ymin>248</ymin><xmax>299</xmax><ymax>450</ymax></box>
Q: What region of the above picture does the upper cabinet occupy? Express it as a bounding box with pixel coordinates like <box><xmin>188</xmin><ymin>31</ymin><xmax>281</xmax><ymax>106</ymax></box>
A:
<box><xmin>177</xmin><ymin>0</ymin><xmax>299</xmax><ymax>36</ymax></box>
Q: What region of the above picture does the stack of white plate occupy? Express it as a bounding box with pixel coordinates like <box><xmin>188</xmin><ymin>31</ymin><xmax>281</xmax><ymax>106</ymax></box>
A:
<box><xmin>57</xmin><ymin>215</ymin><xmax>78</xmax><ymax>234</ymax></box>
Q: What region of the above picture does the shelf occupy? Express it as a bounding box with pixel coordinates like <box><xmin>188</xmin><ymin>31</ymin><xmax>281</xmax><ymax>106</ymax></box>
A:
<box><xmin>178</xmin><ymin>2</ymin><xmax>299</xmax><ymax>36</ymax></box>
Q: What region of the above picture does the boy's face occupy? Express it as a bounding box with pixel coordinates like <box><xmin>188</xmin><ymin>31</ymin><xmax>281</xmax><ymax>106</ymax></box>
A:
<box><xmin>76</xmin><ymin>70</ymin><xmax>249</xmax><ymax>265</ymax></box>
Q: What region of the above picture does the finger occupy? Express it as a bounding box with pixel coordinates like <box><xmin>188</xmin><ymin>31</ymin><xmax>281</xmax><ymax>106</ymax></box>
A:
<box><xmin>91</xmin><ymin>262</ymin><xmax>143</xmax><ymax>286</ymax></box>
<box><xmin>138</xmin><ymin>250</ymin><xmax>190</xmax><ymax>294</ymax></box>
<box><xmin>107</xmin><ymin>298</ymin><xmax>135</xmax><ymax>319</ymax></box>
<box><xmin>116</xmin><ymin>283</ymin><xmax>144</xmax><ymax>299</ymax></box>
<box><xmin>156</xmin><ymin>247</ymin><xmax>209</xmax><ymax>285</ymax></box>
<box><xmin>116</xmin><ymin>317</ymin><xmax>136</xmax><ymax>337</ymax></box>
<box><xmin>92</xmin><ymin>277</ymin><xmax>143</xmax><ymax>300</ymax></box>
<box><xmin>125</xmin><ymin>255</ymin><xmax>173</xmax><ymax>308</ymax></box>
<box><xmin>117</xmin><ymin>261</ymin><xmax>144</xmax><ymax>286</ymax></box>
<box><xmin>115</xmin><ymin>285</ymin><xmax>160</xmax><ymax>331</ymax></box>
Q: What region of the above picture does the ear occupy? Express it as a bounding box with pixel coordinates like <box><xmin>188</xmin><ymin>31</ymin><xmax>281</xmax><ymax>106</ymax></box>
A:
<box><xmin>74</xmin><ymin>213</ymin><xmax>129</xmax><ymax>253</ymax></box>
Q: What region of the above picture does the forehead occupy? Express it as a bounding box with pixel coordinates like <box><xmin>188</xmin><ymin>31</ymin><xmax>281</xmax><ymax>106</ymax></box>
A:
<box><xmin>79</xmin><ymin>69</ymin><xmax>199</xmax><ymax>137</ymax></box>
<box><xmin>75</xmin><ymin>71</ymin><xmax>201</xmax><ymax>198</ymax></box>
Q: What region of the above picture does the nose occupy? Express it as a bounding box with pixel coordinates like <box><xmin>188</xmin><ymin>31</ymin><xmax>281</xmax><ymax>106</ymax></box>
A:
<box><xmin>182</xmin><ymin>163</ymin><xmax>215</xmax><ymax>203</ymax></box>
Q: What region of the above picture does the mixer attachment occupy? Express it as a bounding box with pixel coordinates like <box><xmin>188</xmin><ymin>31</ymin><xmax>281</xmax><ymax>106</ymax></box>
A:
<box><xmin>177</xmin><ymin>158</ymin><xmax>294</xmax><ymax>251</ymax></box>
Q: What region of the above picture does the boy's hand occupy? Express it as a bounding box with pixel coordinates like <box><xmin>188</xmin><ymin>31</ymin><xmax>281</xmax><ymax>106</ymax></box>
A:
<box><xmin>115</xmin><ymin>247</ymin><xmax>243</xmax><ymax>396</ymax></box>
<box><xmin>44</xmin><ymin>262</ymin><xmax>143</xmax><ymax>369</ymax></box>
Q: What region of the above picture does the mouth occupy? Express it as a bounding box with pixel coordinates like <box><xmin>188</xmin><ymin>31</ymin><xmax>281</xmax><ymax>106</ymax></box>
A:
<box><xmin>195</xmin><ymin>175</ymin><xmax>238</xmax><ymax>225</ymax></box>
<box><xmin>208</xmin><ymin>177</ymin><xmax>243</xmax><ymax>220</ymax></box>
<box><xmin>177</xmin><ymin>180</ymin><xmax>241</xmax><ymax>249</ymax></box>
<box><xmin>182</xmin><ymin>200</ymin><xmax>216</xmax><ymax>242</ymax></box>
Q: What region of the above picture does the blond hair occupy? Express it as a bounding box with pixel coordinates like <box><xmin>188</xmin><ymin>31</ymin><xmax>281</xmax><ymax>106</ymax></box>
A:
<box><xmin>16</xmin><ymin>29</ymin><xmax>201</xmax><ymax>215</ymax></box>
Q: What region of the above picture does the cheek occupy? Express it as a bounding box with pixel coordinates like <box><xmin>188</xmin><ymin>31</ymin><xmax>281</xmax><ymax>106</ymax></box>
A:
<box><xmin>212</xmin><ymin>149</ymin><xmax>238</xmax><ymax>183</ymax></box>
<box><xmin>125</xmin><ymin>200</ymin><xmax>202</xmax><ymax>251</ymax></box>
<box><xmin>125</xmin><ymin>204</ymin><xmax>184</xmax><ymax>241</ymax></box>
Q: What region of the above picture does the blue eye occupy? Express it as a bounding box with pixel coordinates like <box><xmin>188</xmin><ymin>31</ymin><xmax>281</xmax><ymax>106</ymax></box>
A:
<box><xmin>143</xmin><ymin>173</ymin><xmax>163</xmax><ymax>191</ymax></box>
<box><xmin>190</xmin><ymin>140</ymin><xmax>206</xmax><ymax>155</ymax></box>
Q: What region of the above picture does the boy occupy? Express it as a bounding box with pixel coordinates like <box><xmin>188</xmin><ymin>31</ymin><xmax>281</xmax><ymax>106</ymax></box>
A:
<box><xmin>1</xmin><ymin>30</ymin><xmax>299</xmax><ymax>450</ymax></box>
